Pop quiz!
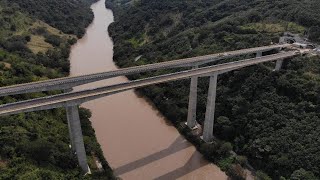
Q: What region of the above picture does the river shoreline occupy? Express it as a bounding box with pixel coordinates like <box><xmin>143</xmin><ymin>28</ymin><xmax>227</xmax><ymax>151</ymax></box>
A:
<box><xmin>70</xmin><ymin>0</ymin><xmax>227</xmax><ymax>179</ymax></box>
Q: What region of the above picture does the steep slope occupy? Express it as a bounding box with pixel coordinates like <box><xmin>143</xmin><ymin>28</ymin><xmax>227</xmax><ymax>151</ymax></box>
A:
<box><xmin>107</xmin><ymin>0</ymin><xmax>320</xmax><ymax>179</ymax></box>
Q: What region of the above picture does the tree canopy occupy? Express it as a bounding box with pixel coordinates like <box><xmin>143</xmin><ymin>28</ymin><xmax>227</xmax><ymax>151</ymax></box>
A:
<box><xmin>0</xmin><ymin>0</ymin><xmax>115</xmax><ymax>179</ymax></box>
<box><xmin>107</xmin><ymin>0</ymin><xmax>320</xmax><ymax>179</ymax></box>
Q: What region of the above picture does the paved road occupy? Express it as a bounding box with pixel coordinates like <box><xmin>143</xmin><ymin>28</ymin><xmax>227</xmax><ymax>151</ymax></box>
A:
<box><xmin>0</xmin><ymin>51</ymin><xmax>298</xmax><ymax>116</ymax></box>
<box><xmin>0</xmin><ymin>44</ymin><xmax>289</xmax><ymax>97</ymax></box>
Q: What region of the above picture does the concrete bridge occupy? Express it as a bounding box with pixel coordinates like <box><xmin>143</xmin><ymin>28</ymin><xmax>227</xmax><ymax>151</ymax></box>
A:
<box><xmin>0</xmin><ymin>44</ymin><xmax>288</xmax><ymax>97</ymax></box>
<box><xmin>0</xmin><ymin>44</ymin><xmax>298</xmax><ymax>173</ymax></box>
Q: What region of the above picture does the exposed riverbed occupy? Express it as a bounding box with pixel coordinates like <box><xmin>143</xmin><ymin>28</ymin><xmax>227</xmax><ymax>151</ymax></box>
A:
<box><xmin>69</xmin><ymin>0</ymin><xmax>227</xmax><ymax>179</ymax></box>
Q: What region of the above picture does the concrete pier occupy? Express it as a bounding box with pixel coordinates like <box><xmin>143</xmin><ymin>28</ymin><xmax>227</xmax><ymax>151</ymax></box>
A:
<box><xmin>66</xmin><ymin>105</ymin><xmax>89</xmax><ymax>173</ymax></box>
<box><xmin>65</xmin><ymin>89</ymin><xmax>75</xmax><ymax>151</ymax></box>
<box><xmin>187</xmin><ymin>66</ymin><xmax>199</xmax><ymax>128</ymax></box>
<box><xmin>66</xmin><ymin>107</ymin><xmax>76</xmax><ymax>151</ymax></box>
<box><xmin>274</xmin><ymin>59</ymin><xmax>283</xmax><ymax>71</ymax></box>
<box><xmin>203</xmin><ymin>73</ymin><xmax>218</xmax><ymax>142</ymax></box>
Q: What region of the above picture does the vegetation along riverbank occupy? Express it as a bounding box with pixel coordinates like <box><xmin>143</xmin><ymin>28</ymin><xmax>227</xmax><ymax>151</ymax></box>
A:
<box><xmin>0</xmin><ymin>0</ymin><xmax>115</xmax><ymax>179</ymax></box>
<box><xmin>106</xmin><ymin>0</ymin><xmax>320</xmax><ymax>179</ymax></box>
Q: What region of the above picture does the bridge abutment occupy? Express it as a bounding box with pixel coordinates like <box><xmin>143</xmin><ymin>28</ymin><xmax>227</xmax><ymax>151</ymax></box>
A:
<box><xmin>66</xmin><ymin>105</ymin><xmax>89</xmax><ymax>173</ymax></box>
<box><xmin>187</xmin><ymin>66</ymin><xmax>199</xmax><ymax>128</ymax></box>
<box><xmin>203</xmin><ymin>73</ymin><xmax>218</xmax><ymax>142</ymax></box>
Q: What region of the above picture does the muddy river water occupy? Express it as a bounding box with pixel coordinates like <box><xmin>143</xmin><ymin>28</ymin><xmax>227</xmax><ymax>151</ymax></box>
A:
<box><xmin>69</xmin><ymin>0</ymin><xmax>227</xmax><ymax>179</ymax></box>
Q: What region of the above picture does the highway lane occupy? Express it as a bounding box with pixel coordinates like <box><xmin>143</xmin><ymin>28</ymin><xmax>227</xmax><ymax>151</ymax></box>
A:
<box><xmin>0</xmin><ymin>51</ymin><xmax>298</xmax><ymax>116</ymax></box>
<box><xmin>0</xmin><ymin>44</ymin><xmax>289</xmax><ymax>97</ymax></box>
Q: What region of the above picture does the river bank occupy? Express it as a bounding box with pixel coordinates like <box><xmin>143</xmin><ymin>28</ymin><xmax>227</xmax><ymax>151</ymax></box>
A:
<box><xmin>69</xmin><ymin>0</ymin><xmax>227</xmax><ymax>179</ymax></box>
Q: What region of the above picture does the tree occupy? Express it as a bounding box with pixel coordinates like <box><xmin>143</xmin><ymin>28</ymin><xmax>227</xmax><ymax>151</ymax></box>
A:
<box><xmin>256</xmin><ymin>171</ymin><xmax>272</xmax><ymax>180</ymax></box>
<box><xmin>218</xmin><ymin>142</ymin><xmax>233</xmax><ymax>156</ymax></box>
<box><xmin>10</xmin><ymin>25</ymin><xmax>16</xmax><ymax>31</ymax></box>
<box><xmin>227</xmin><ymin>164</ymin><xmax>246</xmax><ymax>180</ymax></box>
<box><xmin>45</xmin><ymin>35</ymin><xmax>62</xmax><ymax>47</ymax></box>
<box><xmin>18</xmin><ymin>169</ymin><xmax>64</xmax><ymax>180</ymax></box>
<box><xmin>290</xmin><ymin>169</ymin><xmax>317</xmax><ymax>180</ymax></box>
<box><xmin>25</xmin><ymin>139</ymin><xmax>53</xmax><ymax>164</ymax></box>
<box><xmin>308</xmin><ymin>26</ymin><xmax>320</xmax><ymax>42</ymax></box>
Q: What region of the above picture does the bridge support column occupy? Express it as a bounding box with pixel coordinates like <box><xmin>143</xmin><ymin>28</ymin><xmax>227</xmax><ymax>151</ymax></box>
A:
<box><xmin>66</xmin><ymin>105</ymin><xmax>89</xmax><ymax>173</ymax></box>
<box><xmin>187</xmin><ymin>75</ymin><xmax>198</xmax><ymax>128</ymax></box>
<box><xmin>256</xmin><ymin>51</ymin><xmax>262</xmax><ymax>57</ymax></box>
<box><xmin>274</xmin><ymin>59</ymin><xmax>283</xmax><ymax>71</ymax></box>
<box><xmin>203</xmin><ymin>73</ymin><xmax>218</xmax><ymax>142</ymax></box>
<box><xmin>66</xmin><ymin>107</ymin><xmax>75</xmax><ymax>151</ymax></box>
<box><xmin>64</xmin><ymin>89</ymin><xmax>75</xmax><ymax>151</ymax></box>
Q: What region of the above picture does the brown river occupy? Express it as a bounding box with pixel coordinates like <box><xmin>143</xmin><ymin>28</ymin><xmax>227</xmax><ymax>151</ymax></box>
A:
<box><xmin>69</xmin><ymin>0</ymin><xmax>227</xmax><ymax>179</ymax></box>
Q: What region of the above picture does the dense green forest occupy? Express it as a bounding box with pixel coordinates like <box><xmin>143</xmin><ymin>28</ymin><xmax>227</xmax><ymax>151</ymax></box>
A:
<box><xmin>106</xmin><ymin>0</ymin><xmax>320</xmax><ymax>179</ymax></box>
<box><xmin>0</xmin><ymin>0</ymin><xmax>115</xmax><ymax>179</ymax></box>
<box><xmin>6</xmin><ymin>0</ymin><xmax>98</xmax><ymax>37</ymax></box>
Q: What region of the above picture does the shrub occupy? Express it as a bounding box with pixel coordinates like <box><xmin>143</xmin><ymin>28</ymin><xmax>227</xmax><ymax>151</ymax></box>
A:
<box><xmin>24</xmin><ymin>139</ymin><xmax>53</xmax><ymax>164</ymax></box>
<box><xmin>227</xmin><ymin>164</ymin><xmax>246</xmax><ymax>180</ymax></box>
<box><xmin>290</xmin><ymin>168</ymin><xmax>317</xmax><ymax>180</ymax></box>
<box><xmin>256</xmin><ymin>171</ymin><xmax>272</xmax><ymax>180</ymax></box>
<box><xmin>45</xmin><ymin>35</ymin><xmax>62</xmax><ymax>47</ymax></box>
<box><xmin>236</xmin><ymin>155</ymin><xmax>248</xmax><ymax>166</ymax></box>
<box><xmin>218</xmin><ymin>142</ymin><xmax>233</xmax><ymax>156</ymax></box>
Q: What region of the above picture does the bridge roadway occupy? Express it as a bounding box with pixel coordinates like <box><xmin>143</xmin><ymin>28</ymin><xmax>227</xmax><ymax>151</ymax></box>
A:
<box><xmin>0</xmin><ymin>51</ymin><xmax>297</xmax><ymax>116</ymax></box>
<box><xmin>0</xmin><ymin>44</ymin><xmax>289</xmax><ymax>97</ymax></box>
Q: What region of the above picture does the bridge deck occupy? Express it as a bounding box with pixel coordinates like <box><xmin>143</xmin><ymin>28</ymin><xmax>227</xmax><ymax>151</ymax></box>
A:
<box><xmin>0</xmin><ymin>44</ymin><xmax>289</xmax><ymax>97</ymax></box>
<box><xmin>0</xmin><ymin>51</ymin><xmax>298</xmax><ymax>116</ymax></box>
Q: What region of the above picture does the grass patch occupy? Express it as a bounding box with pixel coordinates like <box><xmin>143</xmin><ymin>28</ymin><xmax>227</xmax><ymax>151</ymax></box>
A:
<box><xmin>0</xmin><ymin>6</ymin><xmax>32</xmax><ymax>38</ymax></box>
<box><xmin>286</xmin><ymin>22</ymin><xmax>305</xmax><ymax>33</ymax></box>
<box><xmin>0</xmin><ymin>160</ymin><xmax>8</xmax><ymax>169</ymax></box>
<box><xmin>217</xmin><ymin>156</ymin><xmax>235</xmax><ymax>171</ymax></box>
<box><xmin>2</xmin><ymin>62</ymin><xmax>11</xmax><ymax>69</ymax></box>
<box><xmin>0</xmin><ymin>5</ymin><xmax>76</xmax><ymax>54</ymax></box>
<box><xmin>303</xmin><ymin>72</ymin><xmax>320</xmax><ymax>81</ymax></box>
<box><xmin>241</xmin><ymin>23</ymin><xmax>284</xmax><ymax>33</ymax></box>
<box><xmin>31</xmin><ymin>20</ymin><xmax>77</xmax><ymax>39</ymax></box>
<box><xmin>87</xmin><ymin>155</ymin><xmax>98</xmax><ymax>171</ymax></box>
<box><xmin>27</xmin><ymin>20</ymin><xmax>77</xmax><ymax>53</ymax></box>
<box><xmin>0</xmin><ymin>156</ymin><xmax>7</xmax><ymax>169</ymax></box>
<box><xmin>127</xmin><ymin>33</ymin><xmax>147</xmax><ymax>48</ymax></box>
<box><xmin>27</xmin><ymin>35</ymin><xmax>52</xmax><ymax>54</ymax></box>
<box><xmin>241</xmin><ymin>21</ymin><xmax>305</xmax><ymax>34</ymax></box>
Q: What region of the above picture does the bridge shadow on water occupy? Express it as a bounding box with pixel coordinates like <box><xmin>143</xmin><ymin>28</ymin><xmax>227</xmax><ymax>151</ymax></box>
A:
<box><xmin>114</xmin><ymin>136</ymin><xmax>209</xmax><ymax>179</ymax></box>
<box><xmin>154</xmin><ymin>152</ymin><xmax>208</xmax><ymax>180</ymax></box>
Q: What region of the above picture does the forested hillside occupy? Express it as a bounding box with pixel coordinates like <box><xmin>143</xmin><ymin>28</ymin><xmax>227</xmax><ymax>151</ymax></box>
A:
<box><xmin>8</xmin><ymin>0</ymin><xmax>98</xmax><ymax>37</ymax></box>
<box><xmin>106</xmin><ymin>0</ymin><xmax>320</xmax><ymax>179</ymax></box>
<box><xmin>0</xmin><ymin>0</ymin><xmax>115</xmax><ymax>179</ymax></box>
